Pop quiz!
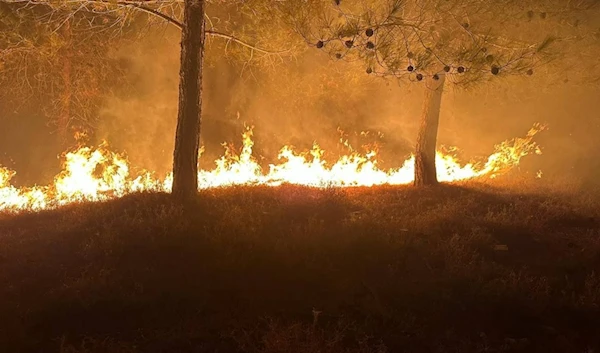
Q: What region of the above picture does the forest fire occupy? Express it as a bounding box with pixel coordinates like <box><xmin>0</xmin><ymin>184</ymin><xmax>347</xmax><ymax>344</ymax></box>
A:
<box><xmin>0</xmin><ymin>124</ymin><xmax>545</xmax><ymax>213</ymax></box>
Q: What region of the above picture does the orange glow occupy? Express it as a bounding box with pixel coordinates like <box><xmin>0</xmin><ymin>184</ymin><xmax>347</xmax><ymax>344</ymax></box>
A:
<box><xmin>0</xmin><ymin>124</ymin><xmax>545</xmax><ymax>213</ymax></box>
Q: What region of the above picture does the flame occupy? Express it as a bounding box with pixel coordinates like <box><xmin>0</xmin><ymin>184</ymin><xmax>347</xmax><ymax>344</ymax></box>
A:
<box><xmin>0</xmin><ymin>123</ymin><xmax>546</xmax><ymax>213</ymax></box>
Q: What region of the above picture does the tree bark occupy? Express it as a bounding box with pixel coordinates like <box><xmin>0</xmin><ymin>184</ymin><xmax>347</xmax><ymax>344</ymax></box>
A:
<box><xmin>414</xmin><ymin>74</ymin><xmax>446</xmax><ymax>187</ymax></box>
<box><xmin>172</xmin><ymin>0</ymin><xmax>205</xmax><ymax>200</ymax></box>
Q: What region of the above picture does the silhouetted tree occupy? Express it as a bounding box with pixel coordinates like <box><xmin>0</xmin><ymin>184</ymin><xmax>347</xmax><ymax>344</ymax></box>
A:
<box><xmin>163</xmin><ymin>0</ymin><xmax>297</xmax><ymax>198</ymax></box>
<box><xmin>171</xmin><ymin>0</ymin><xmax>205</xmax><ymax>200</ymax></box>
<box><xmin>295</xmin><ymin>0</ymin><xmax>599</xmax><ymax>186</ymax></box>
<box><xmin>1</xmin><ymin>0</ymin><xmax>297</xmax><ymax>198</ymax></box>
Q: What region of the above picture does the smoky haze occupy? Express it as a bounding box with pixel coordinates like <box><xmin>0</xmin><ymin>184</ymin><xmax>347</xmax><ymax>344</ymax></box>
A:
<box><xmin>1</xmin><ymin>25</ymin><xmax>599</xmax><ymax>186</ymax></box>
<box><xmin>96</xmin><ymin>26</ymin><xmax>600</xmax><ymax>183</ymax></box>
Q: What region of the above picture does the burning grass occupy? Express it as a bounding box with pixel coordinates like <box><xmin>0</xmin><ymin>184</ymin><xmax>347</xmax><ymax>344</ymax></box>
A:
<box><xmin>0</xmin><ymin>124</ymin><xmax>545</xmax><ymax>212</ymax></box>
<box><xmin>1</xmin><ymin>180</ymin><xmax>600</xmax><ymax>352</ymax></box>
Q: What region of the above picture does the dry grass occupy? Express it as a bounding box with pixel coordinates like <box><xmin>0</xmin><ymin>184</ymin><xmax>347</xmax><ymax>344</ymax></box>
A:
<box><xmin>1</xmin><ymin>178</ymin><xmax>600</xmax><ymax>352</ymax></box>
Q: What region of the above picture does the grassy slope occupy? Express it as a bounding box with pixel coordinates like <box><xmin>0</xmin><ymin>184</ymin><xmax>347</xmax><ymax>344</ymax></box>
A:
<box><xmin>1</xmin><ymin>180</ymin><xmax>600</xmax><ymax>352</ymax></box>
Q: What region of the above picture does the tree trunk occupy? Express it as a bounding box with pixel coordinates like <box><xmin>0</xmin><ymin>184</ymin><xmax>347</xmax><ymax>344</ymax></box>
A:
<box><xmin>59</xmin><ymin>18</ymin><xmax>72</xmax><ymax>150</ymax></box>
<box><xmin>414</xmin><ymin>74</ymin><xmax>446</xmax><ymax>187</ymax></box>
<box><xmin>172</xmin><ymin>0</ymin><xmax>206</xmax><ymax>200</ymax></box>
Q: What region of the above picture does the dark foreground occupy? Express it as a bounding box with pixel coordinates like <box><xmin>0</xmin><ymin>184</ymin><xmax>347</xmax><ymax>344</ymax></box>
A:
<box><xmin>1</xmin><ymin>180</ymin><xmax>600</xmax><ymax>352</ymax></box>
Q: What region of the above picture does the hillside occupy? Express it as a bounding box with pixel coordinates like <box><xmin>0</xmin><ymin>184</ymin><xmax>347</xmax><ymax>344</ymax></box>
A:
<box><xmin>1</xmin><ymin>180</ymin><xmax>599</xmax><ymax>352</ymax></box>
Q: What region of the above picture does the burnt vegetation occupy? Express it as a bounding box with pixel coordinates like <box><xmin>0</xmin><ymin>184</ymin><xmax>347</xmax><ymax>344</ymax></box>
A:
<box><xmin>2</xmin><ymin>180</ymin><xmax>600</xmax><ymax>352</ymax></box>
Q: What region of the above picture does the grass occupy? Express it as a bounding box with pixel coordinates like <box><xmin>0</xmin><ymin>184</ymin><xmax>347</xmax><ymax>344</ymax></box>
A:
<box><xmin>1</xmin><ymin>178</ymin><xmax>600</xmax><ymax>352</ymax></box>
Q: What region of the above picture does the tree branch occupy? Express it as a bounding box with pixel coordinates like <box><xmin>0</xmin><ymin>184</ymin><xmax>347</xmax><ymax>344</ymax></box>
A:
<box><xmin>116</xmin><ymin>0</ymin><xmax>183</xmax><ymax>28</ymax></box>
<box><xmin>205</xmin><ymin>30</ymin><xmax>290</xmax><ymax>55</ymax></box>
<box><xmin>124</xmin><ymin>1</ymin><xmax>291</xmax><ymax>55</ymax></box>
<box><xmin>1</xmin><ymin>0</ymin><xmax>290</xmax><ymax>55</ymax></box>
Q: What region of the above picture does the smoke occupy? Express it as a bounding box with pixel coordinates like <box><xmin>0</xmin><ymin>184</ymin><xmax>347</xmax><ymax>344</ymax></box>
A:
<box><xmin>83</xmin><ymin>24</ymin><xmax>600</xmax><ymax>185</ymax></box>
<box><xmin>96</xmin><ymin>27</ymin><xmax>179</xmax><ymax>177</ymax></box>
<box><xmin>96</xmin><ymin>25</ymin><xmax>424</xmax><ymax>174</ymax></box>
<box><xmin>0</xmin><ymin>4</ymin><xmax>598</xmax><ymax>191</ymax></box>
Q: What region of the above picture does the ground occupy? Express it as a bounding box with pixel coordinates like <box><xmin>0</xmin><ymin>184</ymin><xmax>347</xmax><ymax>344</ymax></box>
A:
<box><xmin>1</xmin><ymin>178</ymin><xmax>600</xmax><ymax>353</ymax></box>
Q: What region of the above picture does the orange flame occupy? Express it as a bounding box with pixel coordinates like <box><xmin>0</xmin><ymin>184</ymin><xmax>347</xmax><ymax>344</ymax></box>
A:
<box><xmin>0</xmin><ymin>124</ymin><xmax>545</xmax><ymax>213</ymax></box>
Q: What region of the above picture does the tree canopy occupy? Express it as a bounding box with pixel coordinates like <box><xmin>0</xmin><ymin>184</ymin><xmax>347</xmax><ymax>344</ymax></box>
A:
<box><xmin>292</xmin><ymin>0</ymin><xmax>599</xmax><ymax>87</ymax></box>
